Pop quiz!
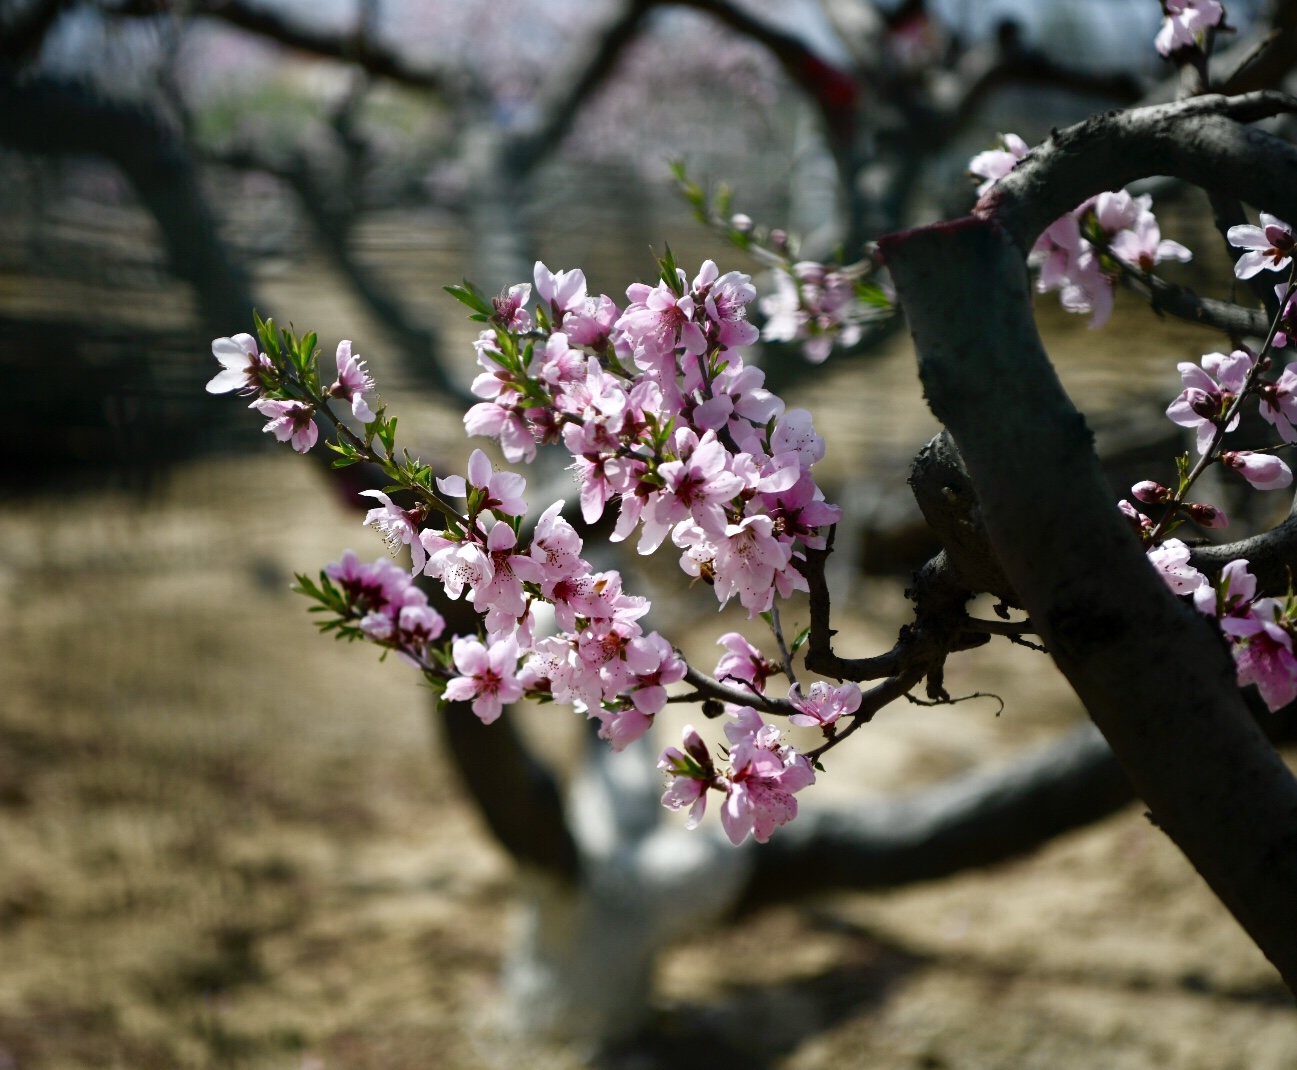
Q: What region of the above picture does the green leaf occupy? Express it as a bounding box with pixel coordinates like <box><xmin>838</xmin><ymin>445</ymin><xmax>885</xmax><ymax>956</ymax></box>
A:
<box><xmin>857</xmin><ymin>282</ymin><xmax>894</xmax><ymax>310</ymax></box>
<box><xmin>444</xmin><ymin>280</ymin><xmax>494</xmax><ymax>318</ymax></box>
<box><xmin>790</xmin><ymin>625</ymin><xmax>812</xmax><ymax>656</ymax></box>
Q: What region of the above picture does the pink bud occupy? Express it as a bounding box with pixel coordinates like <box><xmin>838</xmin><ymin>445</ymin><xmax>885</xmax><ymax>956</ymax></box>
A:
<box><xmin>1132</xmin><ymin>480</ymin><xmax>1171</xmax><ymax>504</ymax></box>
<box><xmin>1184</xmin><ymin>501</ymin><xmax>1229</xmax><ymax>528</ymax></box>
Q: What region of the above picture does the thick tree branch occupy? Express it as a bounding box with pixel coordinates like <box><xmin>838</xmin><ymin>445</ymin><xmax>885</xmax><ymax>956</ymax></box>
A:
<box><xmin>1190</xmin><ymin>492</ymin><xmax>1297</xmax><ymax>593</ymax></box>
<box><xmin>1121</xmin><ymin>269</ymin><xmax>1270</xmax><ymax>338</ymax></box>
<box><xmin>745</xmin><ymin>724</ymin><xmax>1130</xmax><ymax>904</ymax></box>
<box><xmin>882</xmin><ymin>216</ymin><xmax>1297</xmax><ymax>993</ymax></box>
<box><xmin>983</xmin><ymin>92</ymin><xmax>1297</xmax><ymax>252</ymax></box>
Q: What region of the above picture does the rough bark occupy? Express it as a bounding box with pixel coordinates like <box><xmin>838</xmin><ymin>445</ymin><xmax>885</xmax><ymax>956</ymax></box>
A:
<box><xmin>983</xmin><ymin>92</ymin><xmax>1297</xmax><ymax>252</ymax></box>
<box><xmin>882</xmin><ymin>215</ymin><xmax>1297</xmax><ymax>993</ymax></box>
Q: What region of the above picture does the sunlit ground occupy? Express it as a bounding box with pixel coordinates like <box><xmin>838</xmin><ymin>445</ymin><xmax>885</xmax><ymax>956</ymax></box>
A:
<box><xmin>1</xmin><ymin>180</ymin><xmax>1295</xmax><ymax>1067</ymax></box>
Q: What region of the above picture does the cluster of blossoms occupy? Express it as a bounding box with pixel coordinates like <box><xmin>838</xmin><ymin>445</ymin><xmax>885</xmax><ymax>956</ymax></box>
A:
<box><xmin>207</xmin><ymin>332</ymin><xmax>374</xmax><ymax>453</ymax></box>
<box><xmin>1029</xmin><ymin>191</ymin><xmax>1192</xmax><ymax>328</ymax></box>
<box><xmin>971</xmin><ymin>143</ymin><xmax>1193</xmax><ymax>329</ymax></box>
<box><xmin>1144</xmin><ymin>552</ymin><xmax>1297</xmax><ymax>711</ymax></box>
<box><xmin>315</xmin><ymin>551</ymin><xmax>446</xmax><ymax>667</ymax></box>
<box><xmin>208</xmin><ymin>255</ymin><xmax>850</xmax><ymax>844</ymax></box>
<box><xmin>757</xmin><ymin>260</ymin><xmax>889</xmax><ymax>363</ymax></box>
<box><xmin>462</xmin><ymin>259</ymin><xmax>842</xmax><ymax>619</ymax></box>
<box><xmin>659</xmin><ymin>710</ymin><xmax>815</xmax><ymax>845</ymax></box>
<box><xmin>972</xmin><ymin>112</ymin><xmax>1297</xmax><ymax>712</ymax></box>
<box><xmin>1120</xmin><ymin>212</ymin><xmax>1297</xmax><ymax>710</ymax></box>
<box><xmin>671</xmin><ymin>166</ymin><xmax>893</xmax><ymax>364</ymax></box>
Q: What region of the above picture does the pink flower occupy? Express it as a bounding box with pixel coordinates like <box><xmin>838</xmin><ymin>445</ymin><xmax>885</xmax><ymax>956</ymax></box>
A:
<box><xmin>1220</xmin><ymin>450</ymin><xmax>1293</xmax><ymax>491</ymax></box>
<box><xmin>1146</xmin><ymin>538</ymin><xmax>1208</xmax><ymax>595</ymax></box>
<box><xmin>760</xmin><ymin>469</ymin><xmax>842</xmax><ymax>550</ymax></box>
<box><xmin>1257</xmin><ymin>367</ymin><xmax>1297</xmax><ymax>442</ymax></box>
<box><xmin>759</xmin><ymin>263</ymin><xmax>876</xmax><ymax>363</ymax></box>
<box><xmin>1194</xmin><ymin>557</ymin><xmax>1257</xmax><ymax>626</ymax></box>
<box><xmin>208</xmin><ymin>333</ymin><xmax>272</xmax><ymax>395</ymax></box>
<box><xmin>715</xmin><ymin>632</ymin><xmax>779</xmax><ymax>694</ymax></box>
<box><xmin>770</xmin><ymin>409</ymin><xmax>826</xmax><ymax>468</ymax></box>
<box><xmin>492</xmin><ymin>283</ymin><xmax>532</xmax><ymax>330</ymax></box>
<box><xmin>563</xmin><ymin>293</ymin><xmax>619</xmax><ymax>348</ymax></box>
<box><xmin>639</xmin><ymin>431</ymin><xmax>744</xmax><ymax>548</ymax></box>
<box><xmin>361</xmin><ymin>490</ymin><xmax>426</xmax><ymax>573</ymax></box>
<box><xmin>788</xmin><ymin>681</ymin><xmax>862</xmax><ymax>728</ymax></box>
<box><xmin>395</xmin><ymin>604</ymin><xmax>446</xmax><ymax>666</ymax></box>
<box><xmin>1227</xmin><ymin>214</ymin><xmax>1294</xmax><ymax>279</ymax></box>
<box><xmin>1165</xmin><ymin>350</ymin><xmax>1253</xmax><ymax>453</ymax></box>
<box><xmin>1056</xmin><ymin>248</ymin><xmax>1114</xmax><ymax>329</ymax></box>
<box><xmin>1231</xmin><ymin>599</ymin><xmax>1297</xmax><ymax>711</ymax></box>
<box><xmin>658</xmin><ymin>726</ymin><xmax>716</xmax><ymax>829</ymax></box>
<box><xmin>534</xmin><ymin>261</ymin><xmax>588</xmax><ymax>314</ymax></box>
<box><xmin>710</xmin><ymin>515</ymin><xmax>791</xmax><ymax>616</ymax></box>
<box><xmin>592</xmin><ymin>706</ymin><xmax>655</xmax><ymax>751</ymax></box>
<box><xmin>719</xmin><ymin>708</ymin><xmax>815</xmax><ymax>845</ymax></box>
<box><xmin>425</xmin><ymin>539</ymin><xmax>492</xmax><ymax>603</ymax></box>
<box><xmin>968</xmin><ymin>133</ymin><xmax>1028</xmax><ymax>196</ymax></box>
<box><xmin>437</xmin><ymin>449</ymin><xmax>528</xmax><ymax>517</ymax></box>
<box><xmin>329</xmin><ymin>340</ymin><xmax>375</xmax><ymax>422</ymax></box>
<box><xmin>1031</xmin><ymin>215</ymin><xmax>1084</xmax><ymax>294</ymax></box>
<box><xmin>443</xmin><ymin>636</ymin><xmax>523</xmax><ymax>724</ymax></box>
<box><xmin>1155</xmin><ymin>0</ymin><xmax>1223</xmax><ymax>57</ymax></box>
<box><xmin>527</xmin><ymin>501</ymin><xmax>585</xmax><ymax>580</ymax></box>
<box><xmin>535</xmin><ymin>332</ymin><xmax>586</xmax><ymax>386</ymax></box>
<box><xmin>697</xmin><ymin>261</ymin><xmax>760</xmax><ymax>349</ymax></box>
<box><xmin>617</xmin><ymin>632</ymin><xmax>687</xmax><ymax>715</ymax></box>
<box><xmin>463</xmin><ymin>400</ymin><xmax>536</xmax><ymax>463</ymax></box>
<box><xmin>254</xmin><ymin>398</ymin><xmax>318</xmax><ymax>453</ymax></box>
<box><xmin>475</xmin><ymin>521</ymin><xmax>545</xmax><ymax>616</ymax></box>
<box><xmin>1109</xmin><ymin>214</ymin><xmax>1192</xmax><ymax>273</ymax></box>
<box><xmin>359</xmin><ymin>612</ymin><xmax>394</xmax><ymax>640</ymax></box>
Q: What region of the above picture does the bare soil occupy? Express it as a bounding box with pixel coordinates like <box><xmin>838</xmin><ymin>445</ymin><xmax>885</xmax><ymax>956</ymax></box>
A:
<box><xmin>0</xmin><ymin>451</ymin><xmax>1292</xmax><ymax>1070</ymax></box>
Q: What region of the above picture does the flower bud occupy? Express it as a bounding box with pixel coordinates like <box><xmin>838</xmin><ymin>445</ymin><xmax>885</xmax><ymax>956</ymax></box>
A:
<box><xmin>1131</xmin><ymin>480</ymin><xmax>1171</xmax><ymax>504</ymax></box>
<box><xmin>1184</xmin><ymin>501</ymin><xmax>1228</xmax><ymax>528</ymax></box>
<box><xmin>730</xmin><ymin>213</ymin><xmax>753</xmax><ymax>233</ymax></box>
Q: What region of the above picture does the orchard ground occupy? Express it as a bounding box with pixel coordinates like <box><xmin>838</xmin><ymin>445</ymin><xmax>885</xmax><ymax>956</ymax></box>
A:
<box><xmin>2</xmin><ymin>192</ymin><xmax>1296</xmax><ymax>1067</ymax></box>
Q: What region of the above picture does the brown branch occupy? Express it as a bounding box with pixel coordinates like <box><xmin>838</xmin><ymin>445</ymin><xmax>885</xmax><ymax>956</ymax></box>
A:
<box><xmin>680</xmin><ymin>665</ymin><xmax>793</xmax><ymax>715</ymax></box>
<box><xmin>882</xmin><ymin>215</ymin><xmax>1297</xmax><ymax>994</ymax></box>
<box><xmin>1121</xmin><ymin>269</ymin><xmax>1270</xmax><ymax>338</ymax></box>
